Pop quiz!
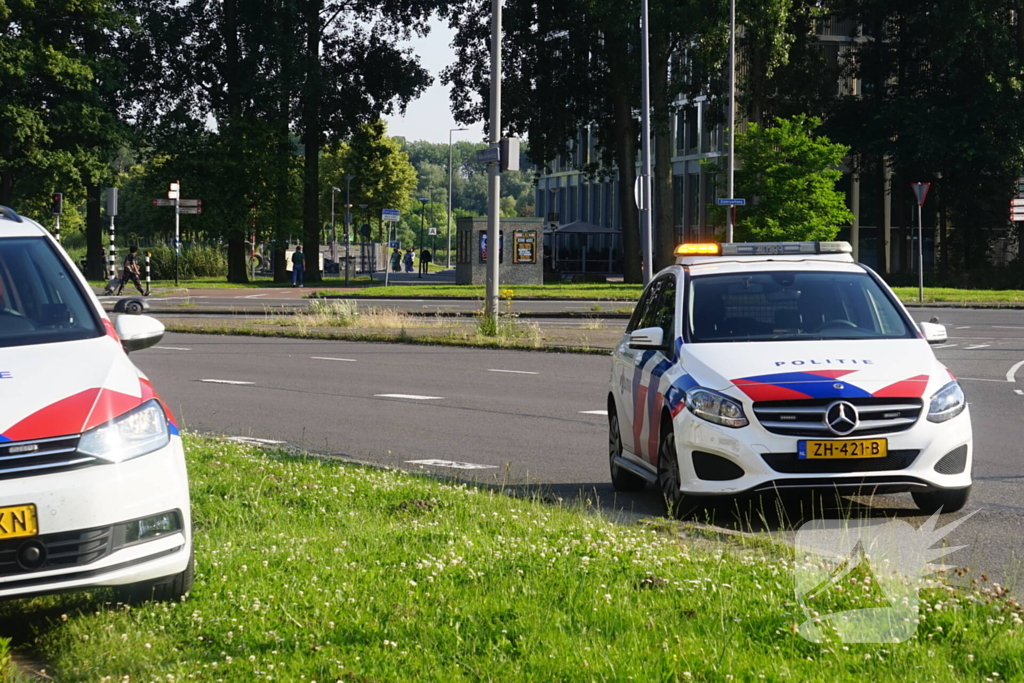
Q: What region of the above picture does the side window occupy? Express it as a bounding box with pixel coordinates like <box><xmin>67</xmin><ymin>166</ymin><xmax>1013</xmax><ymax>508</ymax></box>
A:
<box><xmin>650</xmin><ymin>276</ymin><xmax>677</xmax><ymax>347</ymax></box>
<box><xmin>626</xmin><ymin>278</ymin><xmax>664</xmax><ymax>333</ymax></box>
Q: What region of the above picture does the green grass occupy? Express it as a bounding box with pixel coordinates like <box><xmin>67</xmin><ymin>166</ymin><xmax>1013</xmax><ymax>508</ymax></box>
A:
<box><xmin>310</xmin><ymin>283</ymin><xmax>646</xmax><ymax>300</ymax></box>
<box><xmin>892</xmin><ymin>287</ymin><xmax>1024</xmax><ymax>304</ymax></box>
<box><xmin>7</xmin><ymin>435</ymin><xmax>1024</xmax><ymax>682</ymax></box>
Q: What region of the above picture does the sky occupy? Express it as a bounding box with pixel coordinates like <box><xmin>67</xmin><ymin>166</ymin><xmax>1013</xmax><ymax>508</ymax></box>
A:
<box><xmin>384</xmin><ymin>17</ymin><xmax>485</xmax><ymax>146</ymax></box>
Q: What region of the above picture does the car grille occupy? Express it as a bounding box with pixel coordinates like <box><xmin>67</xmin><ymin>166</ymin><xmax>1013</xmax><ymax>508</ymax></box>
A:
<box><xmin>0</xmin><ymin>435</ymin><xmax>96</xmax><ymax>480</ymax></box>
<box><xmin>761</xmin><ymin>450</ymin><xmax>921</xmax><ymax>473</ymax></box>
<box><xmin>752</xmin><ymin>398</ymin><xmax>924</xmax><ymax>437</ymax></box>
<box><xmin>0</xmin><ymin>526</ymin><xmax>112</xmax><ymax>577</ymax></box>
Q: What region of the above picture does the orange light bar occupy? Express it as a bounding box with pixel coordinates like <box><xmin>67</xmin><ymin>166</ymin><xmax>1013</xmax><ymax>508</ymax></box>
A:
<box><xmin>674</xmin><ymin>243</ymin><xmax>721</xmax><ymax>256</ymax></box>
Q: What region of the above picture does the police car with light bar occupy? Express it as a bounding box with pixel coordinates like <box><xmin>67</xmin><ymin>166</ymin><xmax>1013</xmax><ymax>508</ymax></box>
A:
<box><xmin>0</xmin><ymin>205</ymin><xmax>192</xmax><ymax>601</ymax></box>
<box><xmin>608</xmin><ymin>241</ymin><xmax>972</xmax><ymax>514</ymax></box>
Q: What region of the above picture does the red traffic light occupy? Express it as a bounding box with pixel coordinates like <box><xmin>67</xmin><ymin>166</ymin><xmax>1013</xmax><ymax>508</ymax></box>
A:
<box><xmin>51</xmin><ymin>193</ymin><xmax>63</xmax><ymax>216</ymax></box>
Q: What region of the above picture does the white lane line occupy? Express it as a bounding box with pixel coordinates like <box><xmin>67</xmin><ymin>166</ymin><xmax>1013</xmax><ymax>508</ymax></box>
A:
<box><xmin>406</xmin><ymin>459</ymin><xmax>498</xmax><ymax>470</ymax></box>
<box><xmin>932</xmin><ymin>343</ymin><xmax>959</xmax><ymax>349</ymax></box>
<box><xmin>1007</xmin><ymin>360</ymin><xmax>1024</xmax><ymax>383</ymax></box>
<box><xmin>959</xmin><ymin>377</ymin><xmax>1010</xmax><ymax>382</ymax></box>
<box><xmin>488</xmin><ymin>369</ymin><xmax>539</xmax><ymax>375</ymax></box>
<box><xmin>312</xmin><ymin>357</ymin><xmax>357</xmax><ymax>362</ymax></box>
<box><xmin>155</xmin><ymin>346</ymin><xmax>192</xmax><ymax>351</ymax></box>
<box><xmin>244</xmin><ymin>293</ymin><xmax>269</xmax><ymax>299</ymax></box>
<box><xmin>227</xmin><ymin>436</ymin><xmax>286</xmax><ymax>445</ymax></box>
<box><xmin>1015</xmin><ymin>390</ymin><xmax>1024</xmax><ymax>396</ymax></box>
<box><xmin>375</xmin><ymin>394</ymin><xmax>443</xmax><ymax>400</ymax></box>
<box><xmin>994</xmin><ymin>326</ymin><xmax>1024</xmax><ymax>329</ymax></box>
<box><xmin>579</xmin><ymin>410</ymin><xmax>608</xmax><ymax>416</ymax></box>
<box><xmin>202</xmin><ymin>379</ymin><xmax>255</xmax><ymax>385</ymax></box>
<box><xmin>965</xmin><ymin>344</ymin><xmax>991</xmax><ymax>350</ymax></box>
<box><xmin>956</xmin><ymin>326</ymin><xmax>972</xmax><ymax>329</ymax></box>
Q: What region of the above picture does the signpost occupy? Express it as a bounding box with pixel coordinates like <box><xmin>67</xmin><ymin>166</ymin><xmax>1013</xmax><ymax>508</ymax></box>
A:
<box><xmin>717</xmin><ymin>198</ymin><xmax>745</xmax><ymax>234</ymax></box>
<box><xmin>177</xmin><ymin>207</ymin><xmax>202</xmax><ymax>215</ymax></box>
<box><xmin>152</xmin><ymin>183</ymin><xmax>202</xmax><ymax>285</ymax></box>
<box><xmin>428</xmin><ymin>227</ymin><xmax>438</xmax><ymax>255</ymax></box>
<box><xmin>1013</xmin><ymin>180</ymin><xmax>1024</xmax><ymax>221</ymax></box>
<box><xmin>911</xmin><ymin>182</ymin><xmax>931</xmax><ymax>304</ymax></box>
<box><xmin>382</xmin><ymin>209</ymin><xmax>400</xmax><ymax>286</ymax></box>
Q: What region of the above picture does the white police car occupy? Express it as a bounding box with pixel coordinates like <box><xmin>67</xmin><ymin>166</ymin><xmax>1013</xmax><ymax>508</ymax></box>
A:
<box><xmin>0</xmin><ymin>206</ymin><xmax>192</xmax><ymax>600</ymax></box>
<box><xmin>608</xmin><ymin>241</ymin><xmax>972</xmax><ymax>514</ymax></box>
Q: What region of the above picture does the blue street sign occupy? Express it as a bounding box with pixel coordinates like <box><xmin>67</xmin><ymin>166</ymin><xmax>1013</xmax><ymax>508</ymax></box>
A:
<box><xmin>381</xmin><ymin>208</ymin><xmax>400</xmax><ymax>222</ymax></box>
<box><xmin>475</xmin><ymin>147</ymin><xmax>500</xmax><ymax>164</ymax></box>
<box><xmin>717</xmin><ymin>198</ymin><xmax>746</xmax><ymax>206</ymax></box>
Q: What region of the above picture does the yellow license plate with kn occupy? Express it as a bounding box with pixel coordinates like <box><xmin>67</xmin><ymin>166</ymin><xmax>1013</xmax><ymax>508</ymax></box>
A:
<box><xmin>0</xmin><ymin>504</ymin><xmax>38</xmax><ymax>540</ymax></box>
<box><xmin>798</xmin><ymin>439</ymin><xmax>888</xmax><ymax>459</ymax></box>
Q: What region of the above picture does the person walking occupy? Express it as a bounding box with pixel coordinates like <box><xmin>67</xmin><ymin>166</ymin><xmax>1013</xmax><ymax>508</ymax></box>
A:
<box><xmin>419</xmin><ymin>248</ymin><xmax>432</xmax><ymax>277</ymax></box>
<box><xmin>116</xmin><ymin>246</ymin><xmax>147</xmax><ymax>296</ymax></box>
<box><xmin>291</xmin><ymin>245</ymin><xmax>306</xmax><ymax>287</ymax></box>
<box><xmin>403</xmin><ymin>248</ymin><xmax>414</xmax><ymax>273</ymax></box>
<box><xmin>390</xmin><ymin>248</ymin><xmax>402</xmax><ymax>273</ymax></box>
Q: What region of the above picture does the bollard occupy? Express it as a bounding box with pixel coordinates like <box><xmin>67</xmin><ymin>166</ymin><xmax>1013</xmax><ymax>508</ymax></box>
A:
<box><xmin>145</xmin><ymin>251</ymin><xmax>151</xmax><ymax>295</ymax></box>
<box><xmin>109</xmin><ymin>221</ymin><xmax>117</xmax><ymax>282</ymax></box>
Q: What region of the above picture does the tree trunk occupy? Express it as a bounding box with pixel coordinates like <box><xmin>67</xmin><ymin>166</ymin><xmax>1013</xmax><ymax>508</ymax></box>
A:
<box><xmin>300</xmin><ymin>0</ymin><xmax>322</xmax><ymax>283</ymax></box>
<box><xmin>86</xmin><ymin>183</ymin><xmax>105</xmax><ymax>280</ymax></box>
<box><xmin>608</xmin><ymin>38</ymin><xmax>641</xmax><ymax>284</ymax></box>
<box><xmin>0</xmin><ymin>169</ymin><xmax>12</xmax><ymax>206</ymax></box>
<box><xmin>227</xmin><ymin>235</ymin><xmax>249</xmax><ymax>283</ymax></box>
<box><xmin>222</xmin><ymin>0</ymin><xmax>249</xmax><ymax>284</ymax></box>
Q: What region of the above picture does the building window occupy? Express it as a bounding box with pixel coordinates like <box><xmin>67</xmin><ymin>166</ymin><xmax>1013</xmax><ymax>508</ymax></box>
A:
<box><xmin>685</xmin><ymin>106</ymin><xmax>699</xmax><ymax>155</ymax></box>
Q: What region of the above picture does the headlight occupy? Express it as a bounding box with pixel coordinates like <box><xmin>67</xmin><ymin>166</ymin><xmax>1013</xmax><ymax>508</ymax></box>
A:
<box><xmin>78</xmin><ymin>399</ymin><xmax>170</xmax><ymax>463</ymax></box>
<box><xmin>685</xmin><ymin>388</ymin><xmax>748</xmax><ymax>428</ymax></box>
<box><xmin>927</xmin><ymin>381</ymin><xmax>966</xmax><ymax>423</ymax></box>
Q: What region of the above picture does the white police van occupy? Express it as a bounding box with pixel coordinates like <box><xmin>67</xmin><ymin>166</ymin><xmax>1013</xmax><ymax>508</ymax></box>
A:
<box><xmin>0</xmin><ymin>206</ymin><xmax>192</xmax><ymax>600</ymax></box>
<box><xmin>608</xmin><ymin>241</ymin><xmax>972</xmax><ymax>514</ymax></box>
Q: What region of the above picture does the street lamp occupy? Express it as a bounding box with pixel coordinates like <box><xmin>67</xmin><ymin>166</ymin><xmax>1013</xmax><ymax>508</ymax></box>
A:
<box><xmin>417</xmin><ymin>196</ymin><xmax>429</xmax><ymax>278</ymax></box>
<box><xmin>344</xmin><ymin>174</ymin><xmax>354</xmax><ymax>285</ymax></box>
<box><xmin>330</xmin><ymin>186</ymin><xmax>341</xmax><ymax>267</ymax></box>
<box><xmin>448</xmin><ymin>127</ymin><xmax>469</xmax><ymax>268</ymax></box>
<box><xmin>726</xmin><ymin>0</ymin><xmax>737</xmax><ymax>243</ymax></box>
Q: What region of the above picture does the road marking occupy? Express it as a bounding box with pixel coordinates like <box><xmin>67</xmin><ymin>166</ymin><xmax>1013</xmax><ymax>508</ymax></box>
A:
<box><xmin>312</xmin><ymin>357</ymin><xmax>357</xmax><ymax>362</ymax></box>
<box><xmin>956</xmin><ymin>326</ymin><xmax>972</xmax><ymax>329</ymax></box>
<box><xmin>965</xmin><ymin>344</ymin><xmax>991</xmax><ymax>350</ymax></box>
<box><xmin>488</xmin><ymin>369</ymin><xmax>539</xmax><ymax>375</ymax></box>
<box><xmin>579</xmin><ymin>410</ymin><xmax>608</xmax><ymax>416</ymax></box>
<box><xmin>1007</xmin><ymin>360</ymin><xmax>1024</xmax><ymax>383</ymax></box>
<box><xmin>155</xmin><ymin>346</ymin><xmax>191</xmax><ymax>351</ymax></box>
<box><xmin>245</xmin><ymin>293</ymin><xmax>269</xmax><ymax>299</ymax></box>
<box><xmin>375</xmin><ymin>394</ymin><xmax>443</xmax><ymax>400</ymax></box>
<box><xmin>202</xmin><ymin>379</ymin><xmax>255</xmax><ymax>385</ymax></box>
<box><xmin>932</xmin><ymin>343</ymin><xmax>959</xmax><ymax>349</ymax></box>
<box><xmin>227</xmin><ymin>436</ymin><xmax>286</xmax><ymax>445</ymax></box>
<box><xmin>1015</xmin><ymin>390</ymin><xmax>1024</xmax><ymax>396</ymax></box>
<box><xmin>994</xmin><ymin>326</ymin><xmax>1024</xmax><ymax>329</ymax></box>
<box><xmin>406</xmin><ymin>459</ymin><xmax>498</xmax><ymax>470</ymax></box>
<box><xmin>959</xmin><ymin>377</ymin><xmax>1010</xmax><ymax>382</ymax></box>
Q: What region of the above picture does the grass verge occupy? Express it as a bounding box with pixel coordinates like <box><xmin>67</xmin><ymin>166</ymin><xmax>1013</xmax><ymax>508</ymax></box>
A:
<box><xmin>308</xmin><ymin>283</ymin><xmax>646</xmax><ymax>300</ymax></box>
<box><xmin>7</xmin><ymin>435</ymin><xmax>1024</xmax><ymax>682</ymax></box>
<box><xmin>892</xmin><ymin>287</ymin><xmax>1024</xmax><ymax>304</ymax></box>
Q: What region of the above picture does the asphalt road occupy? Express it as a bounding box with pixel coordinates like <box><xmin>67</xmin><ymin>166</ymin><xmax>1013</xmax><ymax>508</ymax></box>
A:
<box><xmin>133</xmin><ymin>307</ymin><xmax>1024</xmax><ymax>589</ymax></box>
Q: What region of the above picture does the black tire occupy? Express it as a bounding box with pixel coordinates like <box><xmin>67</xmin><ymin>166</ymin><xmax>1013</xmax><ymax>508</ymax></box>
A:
<box><xmin>609</xmin><ymin>406</ymin><xmax>646</xmax><ymax>492</ymax></box>
<box><xmin>124</xmin><ymin>300</ymin><xmax>144</xmax><ymax>315</ymax></box>
<box><xmin>115</xmin><ymin>549</ymin><xmax>194</xmax><ymax>604</ymax></box>
<box><xmin>656</xmin><ymin>427</ymin><xmax>709</xmax><ymax>518</ymax></box>
<box><xmin>912</xmin><ymin>486</ymin><xmax>971</xmax><ymax>514</ymax></box>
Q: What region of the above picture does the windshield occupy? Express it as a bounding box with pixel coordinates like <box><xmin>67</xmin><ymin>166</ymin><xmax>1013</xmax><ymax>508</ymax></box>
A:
<box><xmin>687</xmin><ymin>270</ymin><xmax>914</xmax><ymax>343</ymax></box>
<box><xmin>0</xmin><ymin>237</ymin><xmax>103</xmax><ymax>348</ymax></box>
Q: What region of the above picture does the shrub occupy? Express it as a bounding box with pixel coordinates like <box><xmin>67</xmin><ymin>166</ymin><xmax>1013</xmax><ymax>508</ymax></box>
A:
<box><xmin>144</xmin><ymin>244</ymin><xmax>227</xmax><ymax>280</ymax></box>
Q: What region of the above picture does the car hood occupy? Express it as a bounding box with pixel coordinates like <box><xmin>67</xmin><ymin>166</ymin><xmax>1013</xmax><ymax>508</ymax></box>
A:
<box><xmin>0</xmin><ymin>335</ymin><xmax>153</xmax><ymax>442</ymax></box>
<box><xmin>681</xmin><ymin>339</ymin><xmax>947</xmax><ymax>401</ymax></box>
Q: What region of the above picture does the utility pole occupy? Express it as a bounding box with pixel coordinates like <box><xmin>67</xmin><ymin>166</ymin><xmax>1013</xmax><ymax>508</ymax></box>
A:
<box><xmin>448</xmin><ymin>128</ymin><xmax>468</xmax><ymax>268</ymax></box>
<box><xmin>344</xmin><ymin>175</ymin><xmax>354</xmax><ymax>286</ymax></box>
<box><xmin>418</xmin><ymin>196</ymin><xmax>429</xmax><ymax>278</ymax></box>
<box><xmin>726</xmin><ymin>0</ymin><xmax>736</xmax><ymax>243</ymax></box>
<box><xmin>639</xmin><ymin>0</ymin><xmax>653</xmax><ymax>284</ymax></box>
<box><xmin>485</xmin><ymin>0</ymin><xmax>503</xmax><ymax>320</ymax></box>
<box><xmin>330</xmin><ymin>186</ymin><xmax>340</xmax><ymax>267</ymax></box>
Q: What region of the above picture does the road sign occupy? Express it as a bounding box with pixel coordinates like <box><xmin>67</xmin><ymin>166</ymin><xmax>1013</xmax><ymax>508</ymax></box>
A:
<box><xmin>152</xmin><ymin>198</ymin><xmax>175</xmax><ymax>207</ymax></box>
<box><xmin>633</xmin><ymin>175</ymin><xmax>650</xmax><ymax>211</ymax></box>
<box><xmin>178</xmin><ymin>199</ymin><xmax>202</xmax><ymax>207</ymax></box>
<box><xmin>168</xmin><ymin>182</ymin><xmax>180</xmax><ymax>200</ymax></box>
<box><xmin>717</xmin><ymin>198</ymin><xmax>746</xmax><ymax>206</ymax></box>
<box><xmin>177</xmin><ymin>206</ymin><xmax>202</xmax><ymax>215</ymax></box>
<box><xmin>381</xmin><ymin>208</ymin><xmax>400</xmax><ymax>222</ymax></box>
<box><xmin>1012</xmin><ymin>214</ymin><xmax>1024</xmax><ymax>222</ymax></box>
<box><xmin>1012</xmin><ymin>199</ymin><xmax>1024</xmax><ymax>207</ymax></box>
<box><xmin>475</xmin><ymin>147</ymin><xmax>500</xmax><ymax>164</ymax></box>
<box><xmin>428</xmin><ymin>227</ymin><xmax>438</xmax><ymax>236</ymax></box>
<box><xmin>911</xmin><ymin>182</ymin><xmax>931</xmax><ymax>207</ymax></box>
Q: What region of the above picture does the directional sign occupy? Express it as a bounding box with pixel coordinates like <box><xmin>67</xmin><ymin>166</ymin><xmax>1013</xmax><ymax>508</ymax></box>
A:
<box><xmin>717</xmin><ymin>198</ymin><xmax>746</xmax><ymax>206</ymax></box>
<box><xmin>152</xmin><ymin>198</ymin><xmax>175</xmax><ymax>207</ymax></box>
<box><xmin>1012</xmin><ymin>214</ymin><xmax>1024</xmax><ymax>222</ymax></box>
<box><xmin>178</xmin><ymin>199</ymin><xmax>202</xmax><ymax>207</ymax></box>
<box><xmin>475</xmin><ymin>147</ymin><xmax>500</xmax><ymax>164</ymax></box>
<box><xmin>1012</xmin><ymin>199</ymin><xmax>1024</xmax><ymax>207</ymax></box>
<box><xmin>177</xmin><ymin>206</ymin><xmax>202</xmax><ymax>215</ymax></box>
<box><xmin>381</xmin><ymin>208</ymin><xmax>400</xmax><ymax>222</ymax></box>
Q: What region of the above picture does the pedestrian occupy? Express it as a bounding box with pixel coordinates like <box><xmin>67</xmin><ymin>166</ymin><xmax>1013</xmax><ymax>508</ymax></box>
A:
<box><xmin>390</xmin><ymin>248</ymin><xmax>402</xmax><ymax>273</ymax></box>
<box><xmin>291</xmin><ymin>245</ymin><xmax>305</xmax><ymax>287</ymax></box>
<box><xmin>116</xmin><ymin>246</ymin><xmax>147</xmax><ymax>296</ymax></box>
<box><xmin>403</xmin><ymin>248</ymin><xmax>414</xmax><ymax>273</ymax></box>
<box><xmin>419</xmin><ymin>248</ymin><xmax>432</xmax><ymax>276</ymax></box>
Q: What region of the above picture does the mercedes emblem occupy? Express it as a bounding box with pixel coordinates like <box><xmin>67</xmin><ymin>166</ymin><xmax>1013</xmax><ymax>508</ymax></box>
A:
<box><xmin>824</xmin><ymin>401</ymin><xmax>859</xmax><ymax>436</ymax></box>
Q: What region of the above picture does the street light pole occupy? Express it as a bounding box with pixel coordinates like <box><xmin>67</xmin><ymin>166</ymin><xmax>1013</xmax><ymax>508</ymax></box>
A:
<box><xmin>418</xmin><ymin>197</ymin><xmax>429</xmax><ymax>279</ymax></box>
<box><xmin>330</xmin><ymin>186</ymin><xmax>340</xmax><ymax>267</ymax></box>
<box><xmin>344</xmin><ymin>174</ymin><xmax>354</xmax><ymax>286</ymax></box>
<box><xmin>485</xmin><ymin>0</ymin><xmax>502</xmax><ymax>321</ymax></box>
<box><xmin>726</xmin><ymin>0</ymin><xmax>736</xmax><ymax>243</ymax></box>
<box><xmin>448</xmin><ymin>127</ymin><xmax>468</xmax><ymax>269</ymax></box>
<box><xmin>639</xmin><ymin>0</ymin><xmax>653</xmax><ymax>285</ymax></box>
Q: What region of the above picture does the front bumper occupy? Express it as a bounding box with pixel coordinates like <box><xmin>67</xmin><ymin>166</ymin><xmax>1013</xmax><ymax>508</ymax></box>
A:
<box><xmin>0</xmin><ymin>437</ymin><xmax>192</xmax><ymax>598</ymax></box>
<box><xmin>671</xmin><ymin>407</ymin><xmax>973</xmax><ymax>496</ymax></box>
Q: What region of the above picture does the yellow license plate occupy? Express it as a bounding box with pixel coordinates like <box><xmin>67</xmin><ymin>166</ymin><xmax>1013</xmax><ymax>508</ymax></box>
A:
<box><xmin>0</xmin><ymin>504</ymin><xmax>38</xmax><ymax>540</ymax></box>
<box><xmin>799</xmin><ymin>439</ymin><xmax>888</xmax><ymax>459</ymax></box>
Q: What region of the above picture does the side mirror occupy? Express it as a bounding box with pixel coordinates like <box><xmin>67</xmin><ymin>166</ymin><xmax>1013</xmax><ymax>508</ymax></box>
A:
<box><xmin>629</xmin><ymin>326</ymin><xmax>666</xmax><ymax>350</ymax></box>
<box><xmin>918</xmin><ymin>321</ymin><xmax>947</xmax><ymax>345</ymax></box>
<box><xmin>115</xmin><ymin>314</ymin><xmax>165</xmax><ymax>353</ymax></box>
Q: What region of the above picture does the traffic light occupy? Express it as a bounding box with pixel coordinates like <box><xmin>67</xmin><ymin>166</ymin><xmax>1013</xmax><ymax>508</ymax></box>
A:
<box><xmin>51</xmin><ymin>193</ymin><xmax>63</xmax><ymax>216</ymax></box>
